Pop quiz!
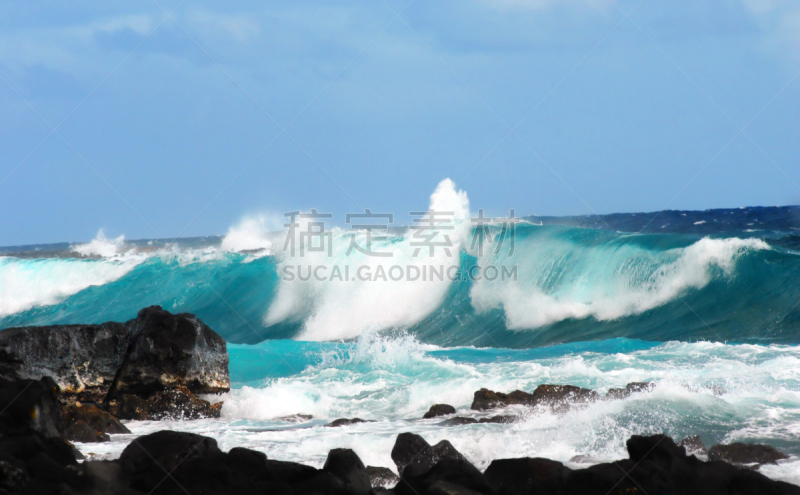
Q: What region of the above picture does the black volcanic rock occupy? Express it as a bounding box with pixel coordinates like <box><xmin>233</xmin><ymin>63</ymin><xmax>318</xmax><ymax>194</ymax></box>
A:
<box><xmin>709</xmin><ymin>442</ymin><xmax>789</xmax><ymax>466</ymax></box>
<box><xmin>485</xmin><ymin>457</ymin><xmax>570</xmax><ymax>495</ymax></box>
<box><xmin>0</xmin><ymin>376</ymin><xmax>64</xmax><ymax>439</ymax></box>
<box><xmin>606</xmin><ymin>381</ymin><xmax>655</xmax><ymax>399</ymax></box>
<box><xmin>424</xmin><ymin>404</ymin><xmax>457</xmax><ymax>419</ymax></box>
<box><xmin>0</xmin><ymin>322</ymin><xmax>131</xmax><ymax>402</ymax></box>
<box><xmin>0</xmin><ymin>307</ymin><xmax>230</xmax><ymax>410</ymax></box>
<box><xmin>367</xmin><ymin>466</ymin><xmax>399</xmax><ymax>488</ymax></box>
<box><xmin>328</xmin><ymin>417</ymin><xmax>371</xmax><ymax>427</ymax></box>
<box><xmin>391</xmin><ymin>432</ymin><xmax>464</xmax><ymax>478</ymax></box>
<box><xmin>61</xmin><ymin>402</ymin><xmax>130</xmax><ymax>443</ymax></box>
<box><xmin>471</xmin><ymin>384</ymin><xmax>597</xmax><ymax>411</ymax></box>
<box><xmin>323</xmin><ymin>448</ymin><xmax>371</xmax><ymax>495</ymax></box>
<box><xmin>483</xmin><ymin>434</ymin><xmax>800</xmax><ymax>495</ymax></box>
<box><xmin>108</xmin><ymin>306</ymin><xmax>230</xmax><ymax>399</ymax></box>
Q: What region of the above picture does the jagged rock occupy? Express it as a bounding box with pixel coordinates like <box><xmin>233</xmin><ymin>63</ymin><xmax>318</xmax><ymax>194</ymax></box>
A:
<box><xmin>323</xmin><ymin>448</ymin><xmax>371</xmax><ymax>495</ymax></box>
<box><xmin>484</xmin><ymin>435</ymin><xmax>800</xmax><ymax>495</ymax></box>
<box><xmin>424</xmin><ymin>404</ymin><xmax>456</xmax><ymax>419</ymax></box>
<box><xmin>0</xmin><ymin>322</ymin><xmax>131</xmax><ymax>403</ymax></box>
<box><xmin>145</xmin><ymin>387</ymin><xmax>222</xmax><ymax>420</ymax></box>
<box><xmin>108</xmin><ymin>306</ymin><xmax>230</xmax><ymax>399</ymax></box>
<box><xmin>395</xmin><ymin>455</ymin><xmax>494</xmax><ymax>495</ymax></box>
<box><xmin>108</xmin><ymin>387</ymin><xmax>221</xmax><ymax>421</ymax></box>
<box><xmin>61</xmin><ymin>402</ymin><xmax>130</xmax><ymax>443</ymax></box>
<box><xmin>471</xmin><ymin>388</ymin><xmax>535</xmax><ymax>411</ymax></box>
<box><xmin>441</xmin><ymin>416</ymin><xmax>478</xmax><ymax>426</ymax></box>
<box><xmin>607</xmin><ymin>381</ymin><xmax>655</xmax><ymax>399</ymax></box>
<box><xmin>65</xmin><ymin>420</ymin><xmax>109</xmax><ymax>442</ymax></box>
<box><xmin>679</xmin><ymin>435</ymin><xmax>708</xmax><ymax>456</ymax></box>
<box><xmin>0</xmin><ymin>376</ymin><xmax>64</xmax><ymax>439</ymax></box>
<box><xmin>328</xmin><ymin>417</ymin><xmax>371</xmax><ymax>427</ymax></box>
<box><xmin>471</xmin><ymin>384</ymin><xmax>597</xmax><ymax>411</ymax></box>
<box><xmin>479</xmin><ymin>415</ymin><xmax>517</xmax><ymax>424</ymax></box>
<box><xmin>367</xmin><ymin>466</ymin><xmax>399</xmax><ymax>488</ymax></box>
<box><xmin>107</xmin><ymin>393</ymin><xmax>150</xmax><ymax>421</ymax></box>
<box><xmin>708</xmin><ymin>442</ymin><xmax>789</xmax><ymax>466</ymax></box>
<box><xmin>274</xmin><ymin>413</ymin><xmax>313</xmax><ymax>422</ymax></box>
<box><xmin>485</xmin><ymin>457</ymin><xmax>571</xmax><ymax>495</ymax></box>
<box><xmin>391</xmin><ymin>432</ymin><xmax>464</xmax><ymax>478</ymax></box>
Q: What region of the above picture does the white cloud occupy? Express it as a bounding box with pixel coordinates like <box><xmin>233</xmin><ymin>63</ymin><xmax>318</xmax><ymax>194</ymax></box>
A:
<box><xmin>741</xmin><ymin>0</ymin><xmax>800</xmax><ymax>60</ymax></box>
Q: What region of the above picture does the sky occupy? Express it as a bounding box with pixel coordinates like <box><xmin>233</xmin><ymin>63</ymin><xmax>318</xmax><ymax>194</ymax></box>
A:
<box><xmin>1</xmin><ymin>0</ymin><xmax>799</xmax><ymax>246</ymax></box>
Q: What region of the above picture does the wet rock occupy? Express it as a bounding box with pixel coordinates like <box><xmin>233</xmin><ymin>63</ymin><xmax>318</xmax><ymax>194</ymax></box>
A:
<box><xmin>708</xmin><ymin>442</ymin><xmax>789</xmax><ymax>466</ymax></box>
<box><xmin>144</xmin><ymin>386</ymin><xmax>223</xmax><ymax>420</ymax></box>
<box><xmin>395</xmin><ymin>457</ymin><xmax>494</xmax><ymax>495</ymax></box>
<box><xmin>0</xmin><ymin>322</ymin><xmax>131</xmax><ymax>403</ymax></box>
<box><xmin>679</xmin><ymin>435</ymin><xmax>708</xmax><ymax>457</ymax></box>
<box><xmin>328</xmin><ymin>417</ymin><xmax>371</xmax><ymax>427</ymax></box>
<box><xmin>440</xmin><ymin>416</ymin><xmax>478</xmax><ymax>426</ymax></box>
<box><xmin>532</xmin><ymin>384</ymin><xmax>598</xmax><ymax>406</ymax></box>
<box><xmin>107</xmin><ymin>387</ymin><xmax>221</xmax><ymax>421</ymax></box>
<box><xmin>107</xmin><ymin>393</ymin><xmax>150</xmax><ymax>421</ymax></box>
<box><xmin>606</xmin><ymin>381</ymin><xmax>655</xmax><ymax>400</ymax></box>
<box><xmin>485</xmin><ymin>457</ymin><xmax>571</xmax><ymax>495</ymax></box>
<box><xmin>367</xmin><ymin>466</ymin><xmax>399</xmax><ymax>488</ymax></box>
<box><xmin>471</xmin><ymin>384</ymin><xmax>597</xmax><ymax>411</ymax></box>
<box><xmin>61</xmin><ymin>402</ymin><xmax>130</xmax><ymax>443</ymax></box>
<box><xmin>323</xmin><ymin>448</ymin><xmax>371</xmax><ymax>495</ymax></box>
<box><xmin>108</xmin><ymin>306</ymin><xmax>230</xmax><ymax>399</ymax></box>
<box><xmin>471</xmin><ymin>388</ymin><xmax>535</xmax><ymax>411</ymax></box>
<box><xmin>424</xmin><ymin>404</ymin><xmax>456</xmax><ymax>419</ymax></box>
<box><xmin>479</xmin><ymin>415</ymin><xmax>517</xmax><ymax>424</ymax></box>
<box><xmin>65</xmin><ymin>420</ymin><xmax>109</xmax><ymax>442</ymax></box>
<box><xmin>119</xmin><ymin>430</ymin><xmax>223</xmax><ymax>493</ymax></box>
<box><xmin>391</xmin><ymin>432</ymin><xmax>464</xmax><ymax>478</ymax></box>
<box><xmin>0</xmin><ymin>376</ymin><xmax>64</xmax><ymax>439</ymax></box>
<box><xmin>274</xmin><ymin>413</ymin><xmax>313</xmax><ymax>422</ymax></box>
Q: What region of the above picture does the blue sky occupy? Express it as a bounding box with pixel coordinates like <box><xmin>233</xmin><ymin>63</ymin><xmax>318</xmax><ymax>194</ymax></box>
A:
<box><xmin>1</xmin><ymin>0</ymin><xmax>799</xmax><ymax>245</ymax></box>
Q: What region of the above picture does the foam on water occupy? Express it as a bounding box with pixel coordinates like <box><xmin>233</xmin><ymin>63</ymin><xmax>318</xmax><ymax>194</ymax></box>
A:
<box><xmin>72</xmin><ymin>336</ymin><xmax>800</xmax><ymax>486</ymax></box>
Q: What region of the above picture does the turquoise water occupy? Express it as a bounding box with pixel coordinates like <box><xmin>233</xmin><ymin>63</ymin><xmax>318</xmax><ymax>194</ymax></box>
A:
<box><xmin>2</xmin><ymin>201</ymin><xmax>800</xmax><ymax>483</ymax></box>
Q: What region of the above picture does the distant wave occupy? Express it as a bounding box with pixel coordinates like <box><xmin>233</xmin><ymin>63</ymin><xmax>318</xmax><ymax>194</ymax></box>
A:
<box><xmin>1</xmin><ymin>181</ymin><xmax>798</xmax><ymax>348</ymax></box>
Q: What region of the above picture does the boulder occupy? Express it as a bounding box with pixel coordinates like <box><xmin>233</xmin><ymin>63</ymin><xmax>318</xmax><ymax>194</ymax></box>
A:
<box><xmin>440</xmin><ymin>416</ymin><xmax>478</xmax><ymax>426</ymax></box>
<box><xmin>107</xmin><ymin>393</ymin><xmax>150</xmax><ymax>421</ymax></box>
<box><xmin>108</xmin><ymin>306</ymin><xmax>230</xmax><ymax>399</ymax></box>
<box><xmin>471</xmin><ymin>384</ymin><xmax>597</xmax><ymax>411</ymax></box>
<box><xmin>323</xmin><ymin>448</ymin><xmax>371</xmax><ymax>495</ymax></box>
<box><xmin>0</xmin><ymin>322</ymin><xmax>131</xmax><ymax>403</ymax></box>
<box><xmin>392</xmin><ymin>443</ymin><xmax>493</xmax><ymax>495</ymax></box>
<box><xmin>485</xmin><ymin>457</ymin><xmax>571</xmax><ymax>495</ymax></box>
<box><xmin>424</xmin><ymin>404</ymin><xmax>456</xmax><ymax>419</ymax></box>
<box><xmin>606</xmin><ymin>381</ymin><xmax>655</xmax><ymax>400</ymax></box>
<box><xmin>65</xmin><ymin>420</ymin><xmax>109</xmax><ymax>443</ymax></box>
<box><xmin>367</xmin><ymin>466</ymin><xmax>399</xmax><ymax>488</ymax></box>
<box><xmin>108</xmin><ymin>387</ymin><xmax>221</xmax><ymax>421</ymax></box>
<box><xmin>328</xmin><ymin>417</ymin><xmax>371</xmax><ymax>427</ymax></box>
<box><xmin>391</xmin><ymin>432</ymin><xmax>464</xmax><ymax>478</ymax></box>
<box><xmin>708</xmin><ymin>442</ymin><xmax>789</xmax><ymax>466</ymax></box>
<box><xmin>61</xmin><ymin>402</ymin><xmax>130</xmax><ymax>443</ymax></box>
<box><xmin>0</xmin><ymin>376</ymin><xmax>64</xmax><ymax>439</ymax></box>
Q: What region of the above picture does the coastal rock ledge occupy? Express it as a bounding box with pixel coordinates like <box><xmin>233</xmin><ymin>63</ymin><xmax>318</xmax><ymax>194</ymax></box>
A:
<box><xmin>0</xmin><ymin>306</ymin><xmax>230</xmax><ymax>436</ymax></box>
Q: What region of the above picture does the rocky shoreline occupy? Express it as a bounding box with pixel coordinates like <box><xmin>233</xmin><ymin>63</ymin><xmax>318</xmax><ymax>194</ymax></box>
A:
<box><xmin>1</xmin><ymin>308</ymin><xmax>798</xmax><ymax>494</ymax></box>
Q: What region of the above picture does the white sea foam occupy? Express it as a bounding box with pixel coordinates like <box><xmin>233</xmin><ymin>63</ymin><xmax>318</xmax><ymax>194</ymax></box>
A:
<box><xmin>71</xmin><ymin>229</ymin><xmax>126</xmax><ymax>258</ymax></box>
<box><xmin>0</xmin><ymin>256</ymin><xmax>143</xmax><ymax>317</ymax></box>
<box><xmin>265</xmin><ymin>178</ymin><xmax>471</xmax><ymax>341</ymax></box>
<box><xmin>75</xmin><ymin>337</ymin><xmax>800</xmax><ymax>486</ymax></box>
<box><xmin>470</xmin><ymin>236</ymin><xmax>770</xmax><ymax>329</ymax></box>
<box><xmin>220</xmin><ymin>214</ymin><xmax>283</xmax><ymax>254</ymax></box>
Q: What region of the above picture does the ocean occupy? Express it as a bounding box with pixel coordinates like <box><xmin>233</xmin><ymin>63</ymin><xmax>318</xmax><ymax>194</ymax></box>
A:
<box><xmin>2</xmin><ymin>181</ymin><xmax>799</xmax><ymax>484</ymax></box>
